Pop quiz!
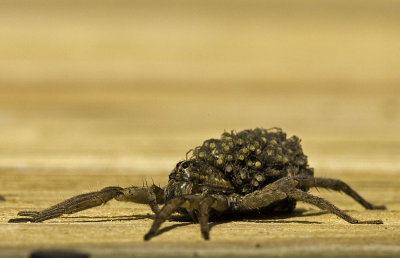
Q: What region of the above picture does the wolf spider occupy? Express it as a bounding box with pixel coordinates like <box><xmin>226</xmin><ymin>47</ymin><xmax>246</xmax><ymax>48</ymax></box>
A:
<box><xmin>9</xmin><ymin>128</ymin><xmax>385</xmax><ymax>240</ymax></box>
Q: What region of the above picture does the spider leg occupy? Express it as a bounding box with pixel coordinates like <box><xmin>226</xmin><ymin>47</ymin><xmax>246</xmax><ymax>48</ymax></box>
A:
<box><xmin>287</xmin><ymin>188</ymin><xmax>382</xmax><ymax>224</ymax></box>
<box><xmin>198</xmin><ymin>196</ymin><xmax>218</xmax><ymax>240</ymax></box>
<box><xmin>144</xmin><ymin>198</ymin><xmax>185</xmax><ymax>241</ymax></box>
<box><xmin>17</xmin><ymin>211</ymin><xmax>39</xmax><ymax>216</ymax></box>
<box><xmin>9</xmin><ymin>186</ymin><xmax>123</xmax><ymax>223</ymax></box>
<box><xmin>232</xmin><ymin>177</ymin><xmax>294</xmax><ymax>211</ymax></box>
<box><xmin>115</xmin><ymin>184</ymin><xmax>164</xmax><ymax>214</ymax></box>
<box><xmin>232</xmin><ymin>176</ymin><xmax>383</xmax><ymax>224</ymax></box>
<box><xmin>297</xmin><ymin>176</ymin><xmax>386</xmax><ymax>210</ymax></box>
<box><xmin>9</xmin><ymin>185</ymin><xmax>164</xmax><ymax>223</ymax></box>
<box><xmin>144</xmin><ymin>195</ymin><xmax>229</xmax><ymax>241</ymax></box>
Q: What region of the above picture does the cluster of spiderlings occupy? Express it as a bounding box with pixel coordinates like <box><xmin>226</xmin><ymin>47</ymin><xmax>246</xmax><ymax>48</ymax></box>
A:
<box><xmin>190</xmin><ymin>128</ymin><xmax>313</xmax><ymax>195</ymax></box>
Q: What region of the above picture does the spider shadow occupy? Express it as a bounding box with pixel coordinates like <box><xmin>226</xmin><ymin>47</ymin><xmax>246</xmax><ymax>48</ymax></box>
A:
<box><xmin>146</xmin><ymin>210</ymin><xmax>325</xmax><ymax>238</ymax></box>
<box><xmin>65</xmin><ymin>208</ymin><xmax>327</xmax><ymax>236</ymax></box>
<box><xmin>66</xmin><ymin>206</ymin><xmax>345</xmax><ymax>224</ymax></box>
<box><xmin>205</xmin><ymin>208</ymin><xmax>324</xmax><ymax>232</ymax></box>
<box><xmin>149</xmin><ymin>222</ymin><xmax>194</xmax><ymax>238</ymax></box>
<box><xmin>66</xmin><ymin>208</ymin><xmax>326</xmax><ymax>224</ymax></box>
<box><xmin>67</xmin><ymin>214</ymin><xmax>155</xmax><ymax>223</ymax></box>
<box><xmin>154</xmin><ymin>208</ymin><xmax>326</xmax><ymax>235</ymax></box>
<box><xmin>68</xmin><ymin>214</ymin><xmax>195</xmax><ymax>238</ymax></box>
<box><xmin>51</xmin><ymin>214</ymin><xmax>194</xmax><ymax>239</ymax></box>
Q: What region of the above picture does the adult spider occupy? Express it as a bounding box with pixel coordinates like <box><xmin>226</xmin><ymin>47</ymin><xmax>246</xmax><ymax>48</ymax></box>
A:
<box><xmin>9</xmin><ymin>128</ymin><xmax>385</xmax><ymax>240</ymax></box>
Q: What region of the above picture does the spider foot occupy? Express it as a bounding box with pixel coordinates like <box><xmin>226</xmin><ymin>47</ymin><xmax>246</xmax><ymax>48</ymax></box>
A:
<box><xmin>8</xmin><ymin>211</ymin><xmax>41</xmax><ymax>223</ymax></box>
<box><xmin>8</xmin><ymin>217</ymin><xmax>35</xmax><ymax>223</ymax></box>
<box><xmin>367</xmin><ymin>205</ymin><xmax>386</xmax><ymax>210</ymax></box>
<box><xmin>354</xmin><ymin>219</ymin><xmax>383</xmax><ymax>224</ymax></box>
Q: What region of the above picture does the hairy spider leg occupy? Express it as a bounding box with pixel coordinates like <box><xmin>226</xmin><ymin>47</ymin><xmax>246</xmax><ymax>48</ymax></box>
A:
<box><xmin>233</xmin><ymin>176</ymin><xmax>383</xmax><ymax>224</ymax></box>
<box><xmin>297</xmin><ymin>176</ymin><xmax>386</xmax><ymax>210</ymax></box>
<box><xmin>287</xmin><ymin>188</ymin><xmax>382</xmax><ymax>224</ymax></box>
<box><xmin>144</xmin><ymin>198</ymin><xmax>185</xmax><ymax>241</ymax></box>
<box><xmin>198</xmin><ymin>196</ymin><xmax>216</xmax><ymax>240</ymax></box>
<box><xmin>9</xmin><ymin>185</ymin><xmax>164</xmax><ymax>223</ymax></box>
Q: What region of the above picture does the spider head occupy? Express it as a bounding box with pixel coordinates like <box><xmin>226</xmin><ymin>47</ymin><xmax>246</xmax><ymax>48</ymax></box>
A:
<box><xmin>164</xmin><ymin>160</ymin><xmax>203</xmax><ymax>201</ymax></box>
<box><xmin>171</xmin><ymin>160</ymin><xmax>196</xmax><ymax>181</ymax></box>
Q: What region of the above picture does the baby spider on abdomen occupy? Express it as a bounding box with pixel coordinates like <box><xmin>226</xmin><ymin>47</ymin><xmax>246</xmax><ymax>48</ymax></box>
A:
<box><xmin>9</xmin><ymin>127</ymin><xmax>386</xmax><ymax>240</ymax></box>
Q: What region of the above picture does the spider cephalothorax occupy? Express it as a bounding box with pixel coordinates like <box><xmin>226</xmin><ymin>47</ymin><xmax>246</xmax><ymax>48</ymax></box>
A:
<box><xmin>165</xmin><ymin>160</ymin><xmax>235</xmax><ymax>201</ymax></box>
<box><xmin>9</xmin><ymin>127</ymin><xmax>386</xmax><ymax>240</ymax></box>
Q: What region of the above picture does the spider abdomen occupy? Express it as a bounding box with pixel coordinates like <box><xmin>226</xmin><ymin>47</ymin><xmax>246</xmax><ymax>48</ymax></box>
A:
<box><xmin>190</xmin><ymin>128</ymin><xmax>314</xmax><ymax>195</ymax></box>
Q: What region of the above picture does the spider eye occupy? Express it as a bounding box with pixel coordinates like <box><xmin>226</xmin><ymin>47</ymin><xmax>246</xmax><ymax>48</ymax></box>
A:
<box><xmin>176</xmin><ymin>161</ymin><xmax>183</xmax><ymax>169</ymax></box>
<box><xmin>181</xmin><ymin>162</ymin><xmax>190</xmax><ymax>169</ymax></box>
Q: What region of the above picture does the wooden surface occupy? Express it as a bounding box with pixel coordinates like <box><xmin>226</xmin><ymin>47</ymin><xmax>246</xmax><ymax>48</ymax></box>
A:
<box><xmin>1</xmin><ymin>1</ymin><xmax>400</xmax><ymax>257</ymax></box>
<box><xmin>1</xmin><ymin>170</ymin><xmax>399</xmax><ymax>257</ymax></box>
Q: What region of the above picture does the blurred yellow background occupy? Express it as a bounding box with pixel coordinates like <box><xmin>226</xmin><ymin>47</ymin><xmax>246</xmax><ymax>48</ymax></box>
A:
<box><xmin>0</xmin><ymin>0</ymin><xmax>399</xmax><ymax>174</ymax></box>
